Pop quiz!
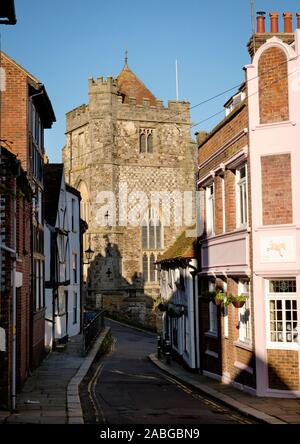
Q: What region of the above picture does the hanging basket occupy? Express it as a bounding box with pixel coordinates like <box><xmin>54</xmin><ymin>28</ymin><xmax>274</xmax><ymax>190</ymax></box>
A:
<box><xmin>232</xmin><ymin>298</ymin><xmax>246</xmax><ymax>309</ymax></box>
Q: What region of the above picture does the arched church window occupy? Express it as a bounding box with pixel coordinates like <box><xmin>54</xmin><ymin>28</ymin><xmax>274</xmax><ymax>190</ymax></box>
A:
<box><xmin>139</xmin><ymin>129</ymin><xmax>154</xmax><ymax>154</ymax></box>
<box><xmin>147</xmin><ymin>133</ymin><xmax>153</xmax><ymax>153</ymax></box>
<box><xmin>141</xmin><ymin>208</ymin><xmax>163</xmax><ymax>284</ymax></box>
<box><xmin>140</xmin><ymin>133</ymin><xmax>146</xmax><ymax>153</ymax></box>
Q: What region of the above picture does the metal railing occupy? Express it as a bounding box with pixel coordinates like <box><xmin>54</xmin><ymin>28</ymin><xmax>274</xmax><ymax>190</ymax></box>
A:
<box><xmin>82</xmin><ymin>310</ymin><xmax>105</xmax><ymax>355</ymax></box>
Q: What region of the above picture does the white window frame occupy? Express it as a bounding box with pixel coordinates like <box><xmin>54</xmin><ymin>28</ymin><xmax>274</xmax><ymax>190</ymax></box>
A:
<box><xmin>265</xmin><ymin>279</ymin><xmax>299</xmax><ymax>351</ymax></box>
<box><xmin>236</xmin><ymin>165</ymin><xmax>248</xmax><ymax>228</ymax></box>
<box><xmin>238</xmin><ymin>280</ymin><xmax>252</xmax><ymax>345</ymax></box>
<box><xmin>208</xmin><ymin>281</ymin><xmax>218</xmax><ymax>335</ymax></box>
<box><xmin>73</xmin><ymin>292</ymin><xmax>78</xmax><ymax>325</ymax></box>
<box><xmin>206</xmin><ymin>184</ymin><xmax>215</xmax><ymax>236</ymax></box>
<box><xmin>223</xmin><ymin>281</ymin><xmax>229</xmax><ymax>338</ymax></box>
<box><xmin>221</xmin><ymin>176</ymin><xmax>226</xmax><ymax>233</ymax></box>
<box><xmin>72</xmin><ymin>253</ymin><xmax>78</xmax><ymax>284</ymax></box>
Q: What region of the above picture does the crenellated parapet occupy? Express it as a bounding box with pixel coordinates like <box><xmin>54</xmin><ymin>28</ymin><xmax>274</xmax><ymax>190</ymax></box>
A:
<box><xmin>66</xmin><ymin>104</ymin><xmax>89</xmax><ymax>133</ymax></box>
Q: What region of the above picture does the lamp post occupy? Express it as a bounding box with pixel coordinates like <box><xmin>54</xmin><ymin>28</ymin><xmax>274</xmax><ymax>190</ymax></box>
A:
<box><xmin>84</xmin><ymin>246</ymin><xmax>94</xmax><ymax>265</ymax></box>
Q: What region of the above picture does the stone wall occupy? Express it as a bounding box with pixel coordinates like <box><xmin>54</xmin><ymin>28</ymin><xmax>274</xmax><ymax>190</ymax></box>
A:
<box><xmin>63</xmin><ymin>72</ymin><xmax>197</xmax><ymax>328</ymax></box>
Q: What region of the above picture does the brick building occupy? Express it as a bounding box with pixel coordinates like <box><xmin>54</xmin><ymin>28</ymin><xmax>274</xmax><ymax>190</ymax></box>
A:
<box><xmin>63</xmin><ymin>59</ymin><xmax>196</xmax><ymax>327</ymax></box>
<box><xmin>197</xmin><ymin>13</ymin><xmax>300</xmax><ymax>397</ymax></box>
<box><xmin>0</xmin><ymin>51</ymin><xmax>55</xmax><ymax>376</ymax></box>
<box><xmin>0</xmin><ymin>147</ymin><xmax>32</xmax><ymax>409</ymax></box>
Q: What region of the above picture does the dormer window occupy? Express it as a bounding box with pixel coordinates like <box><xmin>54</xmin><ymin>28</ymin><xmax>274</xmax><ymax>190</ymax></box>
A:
<box><xmin>140</xmin><ymin>129</ymin><xmax>154</xmax><ymax>154</ymax></box>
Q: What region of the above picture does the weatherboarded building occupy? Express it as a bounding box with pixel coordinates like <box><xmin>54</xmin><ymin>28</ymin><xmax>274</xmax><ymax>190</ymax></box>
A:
<box><xmin>63</xmin><ymin>60</ymin><xmax>196</xmax><ymax>327</ymax></box>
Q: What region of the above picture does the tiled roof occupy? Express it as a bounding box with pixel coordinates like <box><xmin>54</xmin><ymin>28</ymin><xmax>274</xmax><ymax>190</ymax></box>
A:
<box><xmin>117</xmin><ymin>64</ymin><xmax>157</xmax><ymax>106</ymax></box>
<box><xmin>158</xmin><ymin>229</ymin><xmax>197</xmax><ymax>263</ymax></box>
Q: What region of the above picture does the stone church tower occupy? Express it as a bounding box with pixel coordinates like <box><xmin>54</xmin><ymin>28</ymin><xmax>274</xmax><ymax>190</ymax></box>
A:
<box><xmin>63</xmin><ymin>58</ymin><xmax>196</xmax><ymax>327</ymax></box>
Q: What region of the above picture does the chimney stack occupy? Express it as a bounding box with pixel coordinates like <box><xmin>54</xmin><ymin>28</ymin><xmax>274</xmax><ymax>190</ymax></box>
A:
<box><xmin>257</xmin><ymin>12</ymin><xmax>266</xmax><ymax>33</ymax></box>
<box><xmin>270</xmin><ymin>12</ymin><xmax>279</xmax><ymax>33</ymax></box>
<box><xmin>297</xmin><ymin>13</ymin><xmax>300</xmax><ymax>30</ymax></box>
<box><xmin>283</xmin><ymin>12</ymin><xmax>293</xmax><ymax>33</ymax></box>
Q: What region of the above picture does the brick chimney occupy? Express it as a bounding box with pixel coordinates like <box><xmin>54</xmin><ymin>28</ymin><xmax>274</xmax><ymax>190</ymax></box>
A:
<box><xmin>296</xmin><ymin>13</ymin><xmax>300</xmax><ymax>30</ymax></box>
<box><xmin>283</xmin><ymin>12</ymin><xmax>293</xmax><ymax>33</ymax></box>
<box><xmin>248</xmin><ymin>11</ymin><xmax>295</xmax><ymax>59</ymax></box>
<box><xmin>270</xmin><ymin>12</ymin><xmax>279</xmax><ymax>33</ymax></box>
<box><xmin>257</xmin><ymin>13</ymin><xmax>266</xmax><ymax>33</ymax></box>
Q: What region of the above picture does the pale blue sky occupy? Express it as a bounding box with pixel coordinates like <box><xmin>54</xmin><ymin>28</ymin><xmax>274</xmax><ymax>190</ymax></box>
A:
<box><xmin>1</xmin><ymin>0</ymin><xmax>299</xmax><ymax>162</ymax></box>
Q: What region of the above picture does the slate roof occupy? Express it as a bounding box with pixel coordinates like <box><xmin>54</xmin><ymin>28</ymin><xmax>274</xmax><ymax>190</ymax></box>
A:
<box><xmin>44</xmin><ymin>164</ymin><xmax>64</xmax><ymax>226</ymax></box>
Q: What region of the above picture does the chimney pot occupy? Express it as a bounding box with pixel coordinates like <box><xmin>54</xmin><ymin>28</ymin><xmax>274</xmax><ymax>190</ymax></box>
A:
<box><xmin>283</xmin><ymin>12</ymin><xmax>293</xmax><ymax>33</ymax></box>
<box><xmin>297</xmin><ymin>13</ymin><xmax>300</xmax><ymax>30</ymax></box>
<box><xmin>269</xmin><ymin>12</ymin><xmax>279</xmax><ymax>33</ymax></box>
<box><xmin>257</xmin><ymin>13</ymin><xmax>266</xmax><ymax>33</ymax></box>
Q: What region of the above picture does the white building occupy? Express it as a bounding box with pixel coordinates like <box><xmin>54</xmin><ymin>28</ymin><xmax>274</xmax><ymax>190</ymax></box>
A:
<box><xmin>44</xmin><ymin>164</ymin><xmax>83</xmax><ymax>351</ymax></box>
<box><xmin>158</xmin><ymin>231</ymin><xmax>199</xmax><ymax>370</ymax></box>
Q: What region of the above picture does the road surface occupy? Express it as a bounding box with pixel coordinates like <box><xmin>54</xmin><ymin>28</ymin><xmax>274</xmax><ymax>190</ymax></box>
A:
<box><xmin>80</xmin><ymin>320</ymin><xmax>255</xmax><ymax>424</ymax></box>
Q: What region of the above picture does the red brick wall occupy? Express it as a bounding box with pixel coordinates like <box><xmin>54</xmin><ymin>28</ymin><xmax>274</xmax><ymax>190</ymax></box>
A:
<box><xmin>258</xmin><ymin>47</ymin><xmax>289</xmax><ymax>124</ymax></box>
<box><xmin>32</xmin><ymin>310</ymin><xmax>45</xmax><ymax>369</ymax></box>
<box><xmin>261</xmin><ymin>154</ymin><xmax>293</xmax><ymax>225</ymax></box>
<box><xmin>224</xmin><ymin>170</ymin><xmax>236</xmax><ymax>232</ymax></box>
<box><xmin>0</xmin><ymin>53</ymin><xmax>28</xmax><ymax>170</ymax></box>
<box><xmin>214</xmin><ymin>175</ymin><xmax>223</xmax><ymax>235</ymax></box>
<box><xmin>16</xmin><ymin>195</ymin><xmax>31</xmax><ymax>388</ymax></box>
<box><xmin>198</xmin><ymin>105</ymin><xmax>248</xmax><ymax>175</ymax></box>
<box><xmin>268</xmin><ymin>350</ymin><xmax>299</xmax><ymax>391</ymax></box>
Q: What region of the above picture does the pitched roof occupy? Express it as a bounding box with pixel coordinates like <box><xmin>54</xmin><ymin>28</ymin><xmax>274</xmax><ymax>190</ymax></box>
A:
<box><xmin>44</xmin><ymin>164</ymin><xmax>64</xmax><ymax>226</ymax></box>
<box><xmin>0</xmin><ymin>51</ymin><xmax>56</xmax><ymax>128</ymax></box>
<box><xmin>158</xmin><ymin>229</ymin><xmax>197</xmax><ymax>263</ymax></box>
<box><xmin>117</xmin><ymin>64</ymin><xmax>156</xmax><ymax>106</ymax></box>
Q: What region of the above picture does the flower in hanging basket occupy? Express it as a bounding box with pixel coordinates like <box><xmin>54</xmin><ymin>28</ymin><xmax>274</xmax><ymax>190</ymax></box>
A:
<box><xmin>213</xmin><ymin>291</ymin><xmax>225</xmax><ymax>306</ymax></box>
<box><xmin>232</xmin><ymin>294</ymin><xmax>247</xmax><ymax>308</ymax></box>
<box><xmin>153</xmin><ymin>297</ymin><xmax>168</xmax><ymax>313</ymax></box>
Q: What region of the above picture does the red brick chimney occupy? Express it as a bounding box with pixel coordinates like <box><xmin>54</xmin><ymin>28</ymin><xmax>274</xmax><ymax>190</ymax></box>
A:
<box><xmin>257</xmin><ymin>13</ymin><xmax>266</xmax><ymax>33</ymax></box>
<box><xmin>297</xmin><ymin>13</ymin><xmax>300</xmax><ymax>29</ymax></box>
<box><xmin>270</xmin><ymin>12</ymin><xmax>279</xmax><ymax>33</ymax></box>
<box><xmin>283</xmin><ymin>12</ymin><xmax>293</xmax><ymax>33</ymax></box>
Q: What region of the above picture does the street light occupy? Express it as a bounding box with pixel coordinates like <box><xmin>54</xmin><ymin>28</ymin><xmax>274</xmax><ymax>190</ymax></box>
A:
<box><xmin>84</xmin><ymin>246</ymin><xmax>94</xmax><ymax>265</ymax></box>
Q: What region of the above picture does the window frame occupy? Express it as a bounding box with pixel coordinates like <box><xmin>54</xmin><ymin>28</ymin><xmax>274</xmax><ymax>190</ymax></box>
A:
<box><xmin>236</xmin><ymin>165</ymin><xmax>248</xmax><ymax>229</ymax></box>
<box><xmin>73</xmin><ymin>292</ymin><xmax>78</xmax><ymax>325</ymax></box>
<box><xmin>139</xmin><ymin>129</ymin><xmax>154</xmax><ymax>154</ymax></box>
<box><xmin>208</xmin><ymin>280</ymin><xmax>218</xmax><ymax>336</ymax></box>
<box><xmin>206</xmin><ymin>183</ymin><xmax>215</xmax><ymax>236</ymax></box>
<box><xmin>265</xmin><ymin>279</ymin><xmax>298</xmax><ymax>351</ymax></box>
<box><xmin>238</xmin><ymin>280</ymin><xmax>252</xmax><ymax>345</ymax></box>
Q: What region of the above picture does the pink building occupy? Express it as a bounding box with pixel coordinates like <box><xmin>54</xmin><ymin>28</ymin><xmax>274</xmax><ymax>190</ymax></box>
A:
<box><xmin>197</xmin><ymin>13</ymin><xmax>300</xmax><ymax>397</ymax></box>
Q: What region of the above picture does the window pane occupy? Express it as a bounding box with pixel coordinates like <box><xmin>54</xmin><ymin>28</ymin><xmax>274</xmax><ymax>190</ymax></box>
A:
<box><xmin>140</xmin><ymin>134</ymin><xmax>146</xmax><ymax>153</ymax></box>
<box><xmin>143</xmin><ymin>254</ymin><xmax>148</xmax><ymax>282</ymax></box>
<box><xmin>156</xmin><ymin>222</ymin><xmax>161</xmax><ymax>250</ymax></box>
<box><xmin>147</xmin><ymin>134</ymin><xmax>153</xmax><ymax>153</ymax></box>
<box><xmin>150</xmin><ymin>253</ymin><xmax>155</xmax><ymax>283</ymax></box>
<box><xmin>149</xmin><ymin>223</ymin><xmax>155</xmax><ymax>250</ymax></box>
<box><xmin>142</xmin><ymin>224</ymin><xmax>148</xmax><ymax>249</ymax></box>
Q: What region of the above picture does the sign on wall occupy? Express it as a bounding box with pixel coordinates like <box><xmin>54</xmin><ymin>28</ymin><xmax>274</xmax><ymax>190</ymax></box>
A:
<box><xmin>261</xmin><ymin>236</ymin><xmax>296</xmax><ymax>263</ymax></box>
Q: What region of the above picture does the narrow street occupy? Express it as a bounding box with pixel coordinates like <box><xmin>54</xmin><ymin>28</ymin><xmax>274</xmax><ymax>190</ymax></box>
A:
<box><xmin>80</xmin><ymin>320</ymin><xmax>255</xmax><ymax>424</ymax></box>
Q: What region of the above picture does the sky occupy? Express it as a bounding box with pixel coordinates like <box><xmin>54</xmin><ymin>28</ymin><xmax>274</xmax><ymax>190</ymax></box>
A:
<box><xmin>1</xmin><ymin>0</ymin><xmax>300</xmax><ymax>162</ymax></box>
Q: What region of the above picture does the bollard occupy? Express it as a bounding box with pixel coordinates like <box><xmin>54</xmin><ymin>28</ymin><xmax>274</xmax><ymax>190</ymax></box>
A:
<box><xmin>157</xmin><ymin>335</ymin><xmax>162</xmax><ymax>359</ymax></box>
<box><xmin>165</xmin><ymin>339</ymin><xmax>171</xmax><ymax>365</ymax></box>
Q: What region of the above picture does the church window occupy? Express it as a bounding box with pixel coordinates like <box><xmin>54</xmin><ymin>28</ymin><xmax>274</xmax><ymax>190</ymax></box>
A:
<box><xmin>141</xmin><ymin>208</ymin><xmax>163</xmax><ymax>284</ymax></box>
<box><xmin>140</xmin><ymin>129</ymin><xmax>154</xmax><ymax>154</ymax></box>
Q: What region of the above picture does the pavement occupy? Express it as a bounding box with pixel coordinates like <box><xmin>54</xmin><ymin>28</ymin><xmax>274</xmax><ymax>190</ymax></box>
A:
<box><xmin>0</xmin><ymin>328</ymin><xmax>110</xmax><ymax>424</ymax></box>
<box><xmin>149</xmin><ymin>353</ymin><xmax>300</xmax><ymax>425</ymax></box>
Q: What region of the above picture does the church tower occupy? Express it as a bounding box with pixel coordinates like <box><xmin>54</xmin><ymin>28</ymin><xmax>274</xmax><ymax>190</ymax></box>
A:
<box><xmin>63</xmin><ymin>58</ymin><xmax>196</xmax><ymax>327</ymax></box>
